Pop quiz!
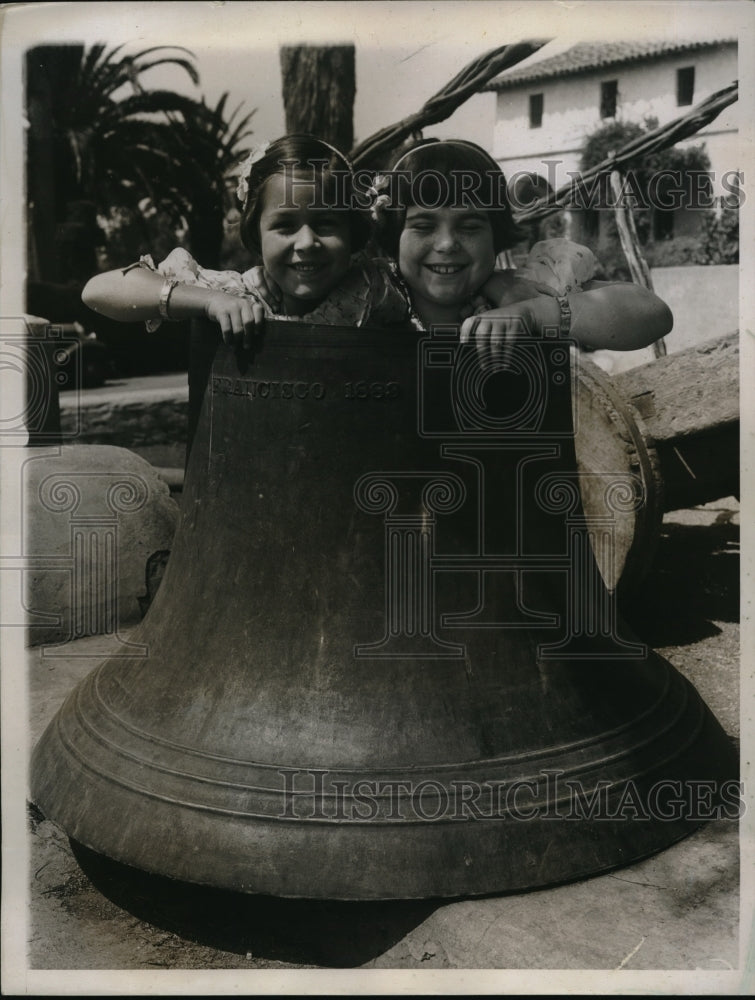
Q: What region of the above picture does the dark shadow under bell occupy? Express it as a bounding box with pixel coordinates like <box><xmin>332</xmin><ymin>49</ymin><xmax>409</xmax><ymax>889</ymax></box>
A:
<box><xmin>69</xmin><ymin>839</ymin><xmax>440</xmax><ymax>967</ymax></box>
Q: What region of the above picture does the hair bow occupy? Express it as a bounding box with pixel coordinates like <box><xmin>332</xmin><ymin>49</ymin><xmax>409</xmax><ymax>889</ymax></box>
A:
<box><xmin>367</xmin><ymin>174</ymin><xmax>392</xmax><ymax>222</ymax></box>
<box><xmin>236</xmin><ymin>141</ymin><xmax>271</xmax><ymax>205</ymax></box>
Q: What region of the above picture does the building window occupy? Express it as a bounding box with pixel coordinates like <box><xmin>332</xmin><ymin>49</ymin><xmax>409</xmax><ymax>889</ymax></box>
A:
<box><xmin>529</xmin><ymin>93</ymin><xmax>543</xmax><ymax>128</ymax></box>
<box><xmin>600</xmin><ymin>80</ymin><xmax>618</xmax><ymax>119</ymax></box>
<box><xmin>677</xmin><ymin>66</ymin><xmax>695</xmax><ymax>105</ymax></box>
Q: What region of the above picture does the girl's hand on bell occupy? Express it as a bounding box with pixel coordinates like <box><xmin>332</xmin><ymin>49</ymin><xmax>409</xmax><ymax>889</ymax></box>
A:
<box><xmin>460</xmin><ymin>301</ymin><xmax>538</xmax><ymax>369</ymax></box>
<box><xmin>247</xmin><ymin>267</ymin><xmax>282</xmax><ymax>314</ymax></box>
<box><xmin>204</xmin><ymin>291</ymin><xmax>264</xmax><ymax>350</ymax></box>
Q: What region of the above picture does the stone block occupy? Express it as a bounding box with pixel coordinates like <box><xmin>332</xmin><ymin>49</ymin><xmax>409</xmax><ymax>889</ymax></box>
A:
<box><xmin>17</xmin><ymin>445</ymin><xmax>179</xmax><ymax>646</ymax></box>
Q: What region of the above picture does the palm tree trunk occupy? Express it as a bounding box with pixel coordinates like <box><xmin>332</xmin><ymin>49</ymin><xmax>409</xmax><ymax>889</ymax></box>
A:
<box><xmin>279</xmin><ymin>45</ymin><xmax>355</xmax><ymax>151</ymax></box>
<box><xmin>188</xmin><ymin>206</ymin><xmax>224</xmax><ymax>269</ymax></box>
<box><xmin>26</xmin><ymin>46</ymin><xmax>85</xmax><ymax>282</ymax></box>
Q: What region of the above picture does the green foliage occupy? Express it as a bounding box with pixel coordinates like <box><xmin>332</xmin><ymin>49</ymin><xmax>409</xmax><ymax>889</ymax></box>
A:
<box><xmin>643</xmin><ymin>236</ymin><xmax>706</xmax><ymax>268</ymax></box>
<box><xmin>95</xmin><ymin>205</ymin><xmax>188</xmax><ymax>270</ymax></box>
<box><xmin>160</xmin><ymin>91</ymin><xmax>258</xmax><ymax>266</ymax></box>
<box><xmin>639</xmin><ymin>206</ymin><xmax>739</xmax><ymax>268</ymax></box>
<box><xmin>696</xmin><ymin>205</ymin><xmax>739</xmax><ymax>264</ymax></box>
<box><xmin>27</xmin><ymin>43</ymin><xmax>257</xmax><ymax>279</ymax></box>
<box><xmin>580</xmin><ymin>116</ymin><xmax>712</xmax><ymax>186</ymax></box>
<box><xmin>580</xmin><ymin>120</ymin><xmax>646</xmax><ymax>176</ymax></box>
<box><xmin>577</xmin><ymin>116</ymin><xmax>731</xmax><ymax>272</ymax></box>
<box><xmin>588</xmin><ymin>237</ymin><xmax>633</xmax><ymax>281</ymax></box>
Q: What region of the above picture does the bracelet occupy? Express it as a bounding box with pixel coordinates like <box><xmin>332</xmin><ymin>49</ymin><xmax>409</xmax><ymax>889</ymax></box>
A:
<box><xmin>158</xmin><ymin>279</ymin><xmax>179</xmax><ymax>320</ymax></box>
<box><xmin>556</xmin><ymin>293</ymin><xmax>572</xmax><ymax>337</ymax></box>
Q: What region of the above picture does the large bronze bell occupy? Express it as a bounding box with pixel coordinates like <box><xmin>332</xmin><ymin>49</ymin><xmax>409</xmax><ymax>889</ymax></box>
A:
<box><xmin>30</xmin><ymin>322</ymin><xmax>738</xmax><ymax>900</ymax></box>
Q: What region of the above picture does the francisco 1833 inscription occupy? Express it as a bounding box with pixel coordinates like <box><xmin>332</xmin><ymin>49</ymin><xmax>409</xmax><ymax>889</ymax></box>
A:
<box><xmin>211</xmin><ymin>377</ymin><xmax>402</xmax><ymax>401</ymax></box>
<box><xmin>344</xmin><ymin>381</ymin><xmax>401</xmax><ymax>400</ymax></box>
<box><xmin>211</xmin><ymin>377</ymin><xmax>326</xmax><ymax>400</ymax></box>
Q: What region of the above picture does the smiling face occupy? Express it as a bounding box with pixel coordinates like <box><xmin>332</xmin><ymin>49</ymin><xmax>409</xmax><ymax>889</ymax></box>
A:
<box><xmin>398</xmin><ymin>205</ymin><xmax>496</xmax><ymax>327</ymax></box>
<box><xmin>258</xmin><ymin>171</ymin><xmax>352</xmax><ymax>315</ymax></box>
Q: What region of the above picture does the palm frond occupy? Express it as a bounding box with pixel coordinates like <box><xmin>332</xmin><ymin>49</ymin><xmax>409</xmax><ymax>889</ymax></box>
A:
<box><xmin>128</xmin><ymin>45</ymin><xmax>197</xmax><ymax>62</ymax></box>
<box><xmin>111</xmin><ymin>90</ymin><xmax>211</xmax><ymax>120</ymax></box>
<box><xmin>30</xmin><ymin>41</ymin><xmax>246</xmax><ymax>266</ymax></box>
<box><xmin>129</xmin><ymin>55</ymin><xmax>200</xmax><ymax>87</ymax></box>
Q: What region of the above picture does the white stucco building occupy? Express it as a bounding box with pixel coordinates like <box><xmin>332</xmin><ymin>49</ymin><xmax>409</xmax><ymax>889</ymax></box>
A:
<box><xmin>485</xmin><ymin>38</ymin><xmax>739</xmax><ymax>213</ymax></box>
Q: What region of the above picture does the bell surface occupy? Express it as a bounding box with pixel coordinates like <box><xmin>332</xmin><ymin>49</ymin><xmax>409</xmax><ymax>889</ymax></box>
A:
<box><xmin>30</xmin><ymin>322</ymin><xmax>738</xmax><ymax>900</ymax></box>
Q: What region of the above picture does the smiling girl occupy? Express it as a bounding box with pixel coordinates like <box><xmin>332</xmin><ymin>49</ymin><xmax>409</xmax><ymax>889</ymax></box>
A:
<box><xmin>398</xmin><ymin>203</ymin><xmax>497</xmax><ymax>328</ymax></box>
<box><xmin>81</xmin><ymin>135</ymin><xmax>407</xmax><ymax>345</ymax></box>
<box><xmin>83</xmin><ymin>135</ymin><xmax>672</xmax><ymax>359</ymax></box>
<box><xmin>375</xmin><ymin>139</ymin><xmax>672</xmax><ymax>353</ymax></box>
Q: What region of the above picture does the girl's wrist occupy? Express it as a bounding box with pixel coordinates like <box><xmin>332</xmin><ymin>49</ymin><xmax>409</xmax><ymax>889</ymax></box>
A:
<box><xmin>158</xmin><ymin>279</ymin><xmax>179</xmax><ymax>321</ymax></box>
<box><xmin>555</xmin><ymin>293</ymin><xmax>572</xmax><ymax>336</ymax></box>
<box><xmin>158</xmin><ymin>282</ymin><xmax>213</xmax><ymax>322</ymax></box>
<box><xmin>534</xmin><ymin>294</ymin><xmax>561</xmax><ymax>332</ymax></box>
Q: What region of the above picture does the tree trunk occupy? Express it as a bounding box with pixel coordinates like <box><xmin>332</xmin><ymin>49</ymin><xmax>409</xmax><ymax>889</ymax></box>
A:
<box><xmin>279</xmin><ymin>45</ymin><xmax>355</xmax><ymax>151</ymax></box>
<box><xmin>26</xmin><ymin>45</ymin><xmax>85</xmax><ymax>282</ymax></box>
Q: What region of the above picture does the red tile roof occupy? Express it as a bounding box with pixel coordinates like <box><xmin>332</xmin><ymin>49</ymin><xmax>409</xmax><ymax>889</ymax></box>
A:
<box><xmin>485</xmin><ymin>39</ymin><xmax>737</xmax><ymax>91</ymax></box>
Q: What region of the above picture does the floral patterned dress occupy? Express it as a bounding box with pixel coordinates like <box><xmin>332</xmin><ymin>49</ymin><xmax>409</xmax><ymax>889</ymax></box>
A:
<box><xmin>136</xmin><ymin>247</ymin><xmax>408</xmax><ymax>330</ymax></box>
<box><xmin>137</xmin><ymin>238</ymin><xmax>597</xmax><ymax>332</ymax></box>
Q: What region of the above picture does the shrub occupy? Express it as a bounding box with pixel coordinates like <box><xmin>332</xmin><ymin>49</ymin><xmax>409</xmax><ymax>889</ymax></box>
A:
<box><xmin>697</xmin><ymin>205</ymin><xmax>739</xmax><ymax>264</ymax></box>
<box><xmin>644</xmin><ymin>237</ymin><xmax>705</xmax><ymax>268</ymax></box>
<box><xmin>577</xmin><ymin>118</ymin><xmax>728</xmax><ymax>271</ymax></box>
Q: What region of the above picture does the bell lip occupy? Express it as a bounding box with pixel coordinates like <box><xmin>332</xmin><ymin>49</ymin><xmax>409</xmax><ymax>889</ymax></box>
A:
<box><xmin>30</xmin><ymin>685</ymin><xmax>738</xmax><ymax>900</ymax></box>
<box><xmin>30</xmin><ymin>804</ymin><xmax>737</xmax><ymax>902</ymax></box>
<box><xmin>61</xmin><ymin>814</ymin><xmax>726</xmax><ymax>903</ymax></box>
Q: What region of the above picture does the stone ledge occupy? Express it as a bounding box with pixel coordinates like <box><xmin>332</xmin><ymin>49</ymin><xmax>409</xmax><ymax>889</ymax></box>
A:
<box><xmin>59</xmin><ymin>377</ymin><xmax>189</xmax><ymax>454</ymax></box>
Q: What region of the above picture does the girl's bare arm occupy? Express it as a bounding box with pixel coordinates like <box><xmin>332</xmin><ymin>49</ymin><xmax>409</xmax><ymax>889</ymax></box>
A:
<box><xmin>468</xmin><ymin>276</ymin><xmax>673</xmax><ymax>354</ymax></box>
<box><xmin>82</xmin><ymin>267</ymin><xmax>263</xmax><ymax>346</ymax></box>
